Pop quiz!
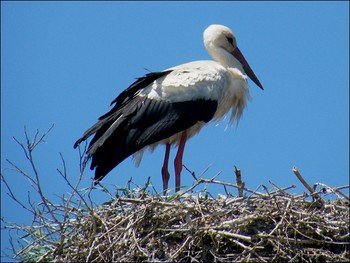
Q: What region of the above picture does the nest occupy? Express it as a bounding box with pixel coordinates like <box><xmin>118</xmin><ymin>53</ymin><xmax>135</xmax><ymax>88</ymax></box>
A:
<box><xmin>48</xmin><ymin>184</ymin><xmax>348</xmax><ymax>262</ymax></box>
<box><xmin>3</xmin><ymin>126</ymin><xmax>348</xmax><ymax>262</ymax></box>
<box><xmin>49</xmin><ymin>179</ymin><xmax>349</xmax><ymax>262</ymax></box>
<box><xmin>3</xmin><ymin>168</ymin><xmax>349</xmax><ymax>262</ymax></box>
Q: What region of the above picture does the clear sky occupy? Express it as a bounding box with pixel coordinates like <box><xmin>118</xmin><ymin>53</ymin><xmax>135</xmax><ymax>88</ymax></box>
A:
<box><xmin>1</xmin><ymin>1</ymin><xmax>349</xmax><ymax>260</ymax></box>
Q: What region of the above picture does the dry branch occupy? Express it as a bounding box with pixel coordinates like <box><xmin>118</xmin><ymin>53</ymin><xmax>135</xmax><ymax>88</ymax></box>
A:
<box><xmin>293</xmin><ymin>166</ymin><xmax>324</xmax><ymax>205</ymax></box>
<box><xmin>234</xmin><ymin>166</ymin><xmax>244</xmax><ymax>197</ymax></box>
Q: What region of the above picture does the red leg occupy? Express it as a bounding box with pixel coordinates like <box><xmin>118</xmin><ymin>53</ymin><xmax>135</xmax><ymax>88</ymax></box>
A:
<box><xmin>161</xmin><ymin>143</ymin><xmax>171</xmax><ymax>194</ymax></box>
<box><xmin>174</xmin><ymin>131</ymin><xmax>187</xmax><ymax>192</ymax></box>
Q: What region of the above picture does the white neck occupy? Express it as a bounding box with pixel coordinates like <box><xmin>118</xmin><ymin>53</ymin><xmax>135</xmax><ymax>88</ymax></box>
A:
<box><xmin>206</xmin><ymin>44</ymin><xmax>244</xmax><ymax>73</ymax></box>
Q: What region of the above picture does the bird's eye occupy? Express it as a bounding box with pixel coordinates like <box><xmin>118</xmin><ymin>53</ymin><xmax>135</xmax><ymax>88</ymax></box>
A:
<box><xmin>227</xmin><ymin>37</ymin><xmax>234</xmax><ymax>46</ymax></box>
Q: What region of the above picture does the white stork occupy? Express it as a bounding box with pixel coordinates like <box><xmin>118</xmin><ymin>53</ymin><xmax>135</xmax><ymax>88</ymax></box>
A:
<box><xmin>74</xmin><ymin>24</ymin><xmax>263</xmax><ymax>192</ymax></box>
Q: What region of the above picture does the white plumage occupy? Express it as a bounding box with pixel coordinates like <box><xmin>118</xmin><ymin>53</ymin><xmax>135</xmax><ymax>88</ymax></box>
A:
<box><xmin>74</xmin><ymin>24</ymin><xmax>263</xmax><ymax>193</ymax></box>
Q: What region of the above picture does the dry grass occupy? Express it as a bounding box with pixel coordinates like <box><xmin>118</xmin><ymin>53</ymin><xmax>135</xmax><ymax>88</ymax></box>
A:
<box><xmin>1</xmin><ymin>125</ymin><xmax>349</xmax><ymax>262</ymax></box>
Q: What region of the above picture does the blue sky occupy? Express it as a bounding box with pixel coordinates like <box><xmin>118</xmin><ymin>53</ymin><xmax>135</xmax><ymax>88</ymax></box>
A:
<box><xmin>1</xmin><ymin>1</ymin><xmax>349</xmax><ymax>260</ymax></box>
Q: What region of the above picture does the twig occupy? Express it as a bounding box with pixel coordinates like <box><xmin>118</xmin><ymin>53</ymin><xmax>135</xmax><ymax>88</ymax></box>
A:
<box><xmin>170</xmin><ymin>235</ymin><xmax>191</xmax><ymax>259</ymax></box>
<box><xmin>209</xmin><ymin>229</ymin><xmax>252</xmax><ymax>243</ymax></box>
<box><xmin>132</xmin><ymin>229</ymin><xmax>149</xmax><ymax>258</ymax></box>
<box><xmin>292</xmin><ymin>166</ymin><xmax>324</xmax><ymax>204</ymax></box>
<box><xmin>1</xmin><ymin>173</ymin><xmax>34</xmax><ymax>215</ymax></box>
<box><xmin>183</xmin><ymin>164</ymin><xmax>198</xmax><ymax>181</ymax></box>
<box><xmin>192</xmin><ymin>178</ymin><xmax>267</xmax><ymax>197</ymax></box>
<box><xmin>234</xmin><ymin>166</ymin><xmax>244</xmax><ymax>197</ymax></box>
<box><xmin>313</xmin><ymin>182</ymin><xmax>350</xmax><ymax>202</ymax></box>
<box><xmin>269</xmin><ymin>184</ymin><xmax>296</xmax><ymax>195</ymax></box>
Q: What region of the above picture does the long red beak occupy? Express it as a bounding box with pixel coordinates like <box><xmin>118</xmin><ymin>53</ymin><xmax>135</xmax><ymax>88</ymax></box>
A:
<box><xmin>232</xmin><ymin>47</ymin><xmax>264</xmax><ymax>90</ymax></box>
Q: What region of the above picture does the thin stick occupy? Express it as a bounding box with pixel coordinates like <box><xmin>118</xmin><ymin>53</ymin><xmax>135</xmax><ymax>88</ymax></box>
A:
<box><xmin>292</xmin><ymin>166</ymin><xmax>324</xmax><ymax>204</ymax></box>
<box><xmin>234</xmin><ymin>166</ymin><xmax>244</xmax><ymax>197</ymax></box>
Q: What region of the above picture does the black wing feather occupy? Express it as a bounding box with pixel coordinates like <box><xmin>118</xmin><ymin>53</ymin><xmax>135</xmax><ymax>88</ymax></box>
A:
<box><xmin>98</xmin><ymin>70</ymin><xmax>173</xmax><ymax>120</ymax></box>
<box><xmin>111</xmin><ymin>70</ymin><xmax>173</xmax><ymax>106</ymax></box>
<box><xmin>91</xmin><ymin>97</ymin><xmax>217</xmax><ymax>183</ymax></box>
<box><xmin>74</xmin><ymin>70</ymin><xmax>218</xmax><ymax>184</ymax></box>
<box><xmin>73</xmin><ymin>71</ymin><xmax>172</xmax><ymax>149</ymax></box>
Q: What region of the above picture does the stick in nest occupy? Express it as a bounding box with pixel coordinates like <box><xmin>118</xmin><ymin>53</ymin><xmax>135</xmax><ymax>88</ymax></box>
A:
<box><xmin>292</xmin><ymin>166</ymin><xmax>324</xmax><ymax>205</ymax></box>
<box><xmin>234</xmin><ymin>166</ymin><xmax>245</xmax><ymax>198</ymax></box>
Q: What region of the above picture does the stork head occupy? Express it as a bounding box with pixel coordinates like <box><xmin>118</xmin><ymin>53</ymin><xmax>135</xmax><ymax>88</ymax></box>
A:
<box><xmin>204</xmin><ymin>24</ymin><xmax>264</xmax><ymax>90</ymax></box>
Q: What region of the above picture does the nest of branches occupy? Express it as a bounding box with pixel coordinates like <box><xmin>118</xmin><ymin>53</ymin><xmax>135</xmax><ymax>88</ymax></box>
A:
<box><xmin>4</xmin><ymin>179</ymin><xmax>350</xmax><ymax>262</ymax></box>
<box><xmin>1</xmin><ymin>126</ymin><xmax>349</xmax><ymax>262</ymax></box>
<box><xmin>50</xmin><ymin>183</ymin><xmax>350</xmax><ymax>262</ymax></box>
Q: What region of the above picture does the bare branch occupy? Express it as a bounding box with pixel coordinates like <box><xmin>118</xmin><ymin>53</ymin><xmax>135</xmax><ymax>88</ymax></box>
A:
<box><xmin>234</xmin><ymin>166</ymin><xmax>244</xmax><ymax>197</ymax></box>
<box><xmin>292</xmin><ymin>166</ymin><xmax>324</xmax><ymax>204</ymax></box>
